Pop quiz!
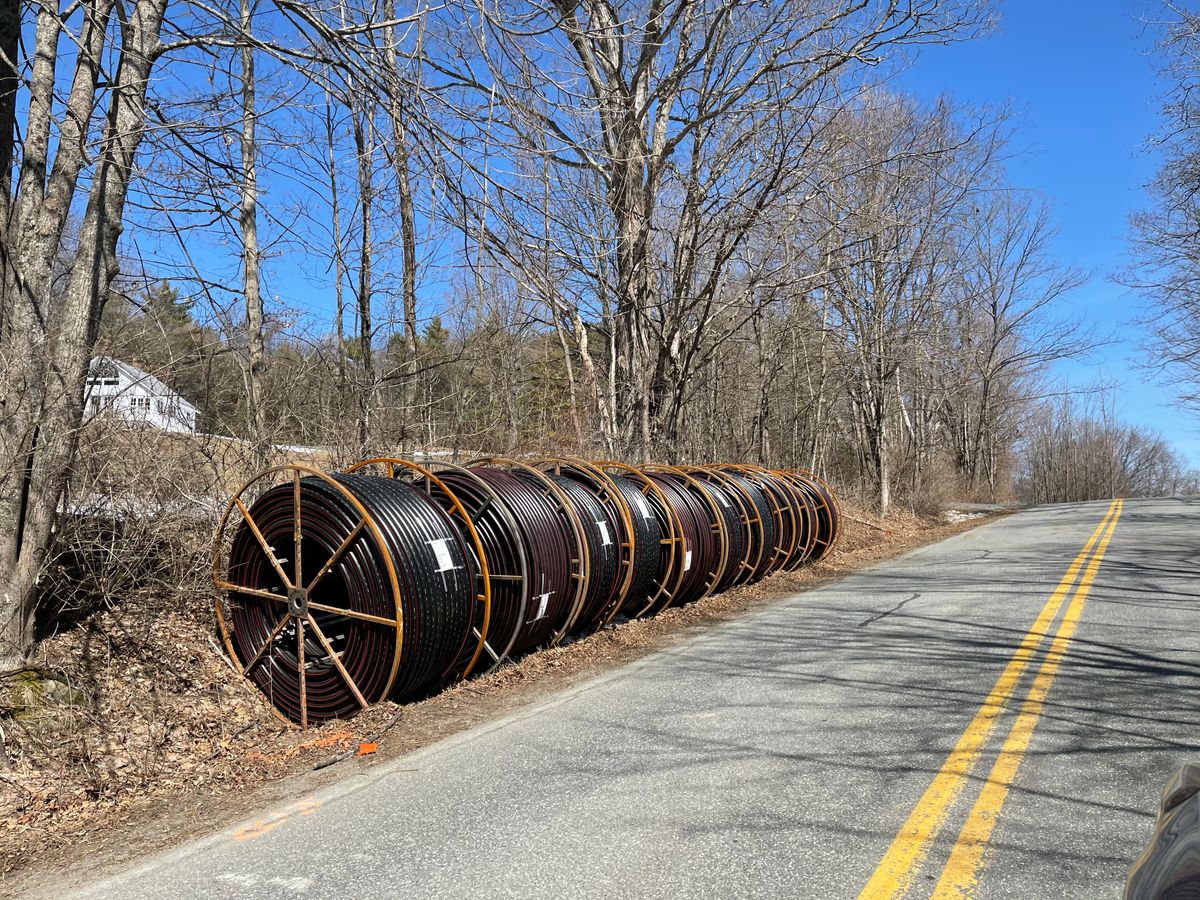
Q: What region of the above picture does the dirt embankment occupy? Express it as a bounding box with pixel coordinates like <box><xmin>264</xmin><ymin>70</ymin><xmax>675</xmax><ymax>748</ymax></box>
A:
<box><xmin>0</xmin><ymin>503</ymin><xmax>1000</xmax><ymax>894</ymax></box>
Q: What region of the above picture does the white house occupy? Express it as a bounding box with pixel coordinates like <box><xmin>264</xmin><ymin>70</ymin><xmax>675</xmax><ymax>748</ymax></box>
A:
<box><xmin>84</xmin><ymin>356</ymin><xmax>199</xmax><ymax>433</ymax></box>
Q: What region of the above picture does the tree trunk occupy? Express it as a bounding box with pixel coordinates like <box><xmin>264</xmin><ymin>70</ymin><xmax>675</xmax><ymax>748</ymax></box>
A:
<box><xmin>353</xmin><ymin>109</ymin><xmax>375</xmax><ymax>451</ymax></box>
<box><xmin>382</xmin><ymin>0</ymin><xmax>419</xmax><ymax>450</ymax></box>
<box><xmin>325</xmin><ymin>90</ymin><xmax>348</xmax><ymax>393</ymax></box>
<box><xmin>610</xmin><ymin>145</ymin><xmax>654</xmax><ymax>460</ymax></box>
<box><xmin>240</xmin><ymin>0</ymin><xmax>267</xmax><ymax>459</ymax></box>
<box><xmin>876</xmin><ymin>414</ymin><xmax>891</xmax><ymax>516</ymax></box>
<box><xmin>0</xmin><ymin>0</ymin><xmax>19</xmax><ymax>323</ymax></box>
<box><xmin>572</xmin><ymin>307</ymin><xmax>609</xmax><ymax>454</ymax></box>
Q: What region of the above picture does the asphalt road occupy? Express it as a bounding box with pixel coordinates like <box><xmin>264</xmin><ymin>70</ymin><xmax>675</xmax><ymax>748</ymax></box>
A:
<box><xmin>63</xmin><ymin>498</ymin><xmax>1200</xmax><ymax>899</ymax></box>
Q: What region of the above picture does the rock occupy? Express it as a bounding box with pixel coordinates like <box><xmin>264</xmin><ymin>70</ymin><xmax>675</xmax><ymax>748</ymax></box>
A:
<box><xmin>1</xmin><ymin>670</ymin><xmax>88</xmax><ymax>717</ymax></box>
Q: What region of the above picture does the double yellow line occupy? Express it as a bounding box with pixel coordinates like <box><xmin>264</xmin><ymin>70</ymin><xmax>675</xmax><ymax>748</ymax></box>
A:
<box><xmin>860</xmin><ymin>499</ymin><xmax>1124</xmax><ymax>900</ymax></box>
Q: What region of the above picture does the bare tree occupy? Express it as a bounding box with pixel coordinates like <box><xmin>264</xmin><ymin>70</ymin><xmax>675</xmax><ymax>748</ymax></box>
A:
<box><xmin>0</xmin><ymin>0</ymin><xmax>18</xmax><ymax>303</ymax></box>
<box><xmin>0</xmin><ymin>0</ymin><xmax>428</xmax><ymax>669</ymax></box>
<box><xmin>433</xmin><ymin>0</ymin><xmax>990</xmax><ymax>460</ymax></box>
<box><xmin>240</xmin><ymin>0</ymin><xmax>268</xmax><ymax>456</ymax></box>
<box><xmin>816</xmin><ymin>96</ymin><xmax>996</xmax><ymax>513</ymax></box>
<box><xmin>944</xmin><ymin>192</ymin><xmax>1090</xmax><ymax>497</ymax></box>
<box><xmin>1128</xmin><ymin>4</ymin><xmax>1200</xmax><ymax>408</ymax></box>
<box><xmin>0</xmin><ymin>0</ymin><xmax>171</xmax><ymax>670</ymax></box>
<box><xmin>1018</xmin><ymin>390</ymin><xmax>1193</xmax><ymax>503</ymax></box>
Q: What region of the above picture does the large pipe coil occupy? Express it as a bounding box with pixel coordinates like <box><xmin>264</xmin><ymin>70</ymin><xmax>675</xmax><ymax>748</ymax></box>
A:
<box><xmin>599</xmin><ymin>463</ymin><xmax>677</xmax><ymax>619</ymax></box>
<box><xmin>348</xmin><ymin>458</ymin><xmax>518</xmax><ymax>673</ymax></box>
<box><xmin>536</xmin><ymin>459</ymin><xmax>634</xmax><ymax>631</ymax></box>
<box><xmin>739</xmin><ymin>464</ymin><xmax>816</xmax><ymax>572</ymax></box>
<box><xmin>715</xmin><ymin>469</ymin><xmax>777</xmax><ymax>582</ymax></box>
<box><xmin>214</xmin><ymin>466</ymin><xmax>480</xmax><ymax>727</ymax></box>
<box><xmin>466</xmin><ymin>459</ymin><xmax>588</xmax><ymax>651</ymax></box>
<box><xmin>782</xmin><ymin>469</ymin><xmax>841</xmax><ymax>559</ymax></box>
<box><xmin>214</xmin><ymin>459</ymin><xmax>842</xmax><ymax>726</ymax></box>
<box><xmin>642</xmin><ymin>467</ymin><xmax>728</xmax><ymax>607</ymax></box>
<box><xmin>739</xmin><ymin>466</ymin><xmax>801</xmax><ymax>574</ymax></box>
<box><xmin>683</xmin><ymin>467</ymin><xmax>753</xmax><ymax>592</ymax></box>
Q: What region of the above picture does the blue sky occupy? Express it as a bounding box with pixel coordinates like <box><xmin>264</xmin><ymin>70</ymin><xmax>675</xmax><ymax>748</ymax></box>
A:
<box><xmin>901</xmin><ymin>0</ymin><xmax>1197</xmax><ymax>461</ymax></box>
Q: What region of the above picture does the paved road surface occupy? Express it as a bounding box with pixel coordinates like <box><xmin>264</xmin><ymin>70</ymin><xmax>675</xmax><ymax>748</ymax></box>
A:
<box><xmin>62</xmin><ymin>498</ymin><xmax>1200</xmax><ymax>899</ymax></box>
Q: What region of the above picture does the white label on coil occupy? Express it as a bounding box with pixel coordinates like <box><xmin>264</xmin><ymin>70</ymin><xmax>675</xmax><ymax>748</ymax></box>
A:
<box><xmin>532</xmin><ymin>591</ymin><xmax>552</xmax><ymax>621</ymax></box>
<box><xmin>427</xmin><ymin>538</ymin><xmax>457</xmax><ymax>573</ymax></box>
<box><xmin>595</xmin><ymin>519</ymin><xmax>612</xmax><ymax>546</ymax></box>
<box><xmin>684</xmin><ymin>550</ymin><xmax>693</xmax><ymax>571</ymax></box>
<box><xmin>715</xmin><ymin>490</ymin><xmax>731</xmax><ymax>508</ymax></box>
<box><xmin>632</xmin><ymin>491</ymin><xmax>652</xmax><ymax>519</ymax></box>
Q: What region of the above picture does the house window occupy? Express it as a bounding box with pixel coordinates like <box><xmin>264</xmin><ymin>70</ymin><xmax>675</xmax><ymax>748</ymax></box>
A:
<box><xmin>130</xmin><ymin>397</ymin><xmax>151</xmax><ymax>413</ymax></box>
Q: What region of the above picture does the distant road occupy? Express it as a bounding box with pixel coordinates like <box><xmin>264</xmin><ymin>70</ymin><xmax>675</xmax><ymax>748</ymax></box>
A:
<box><xmin>63</xmin><ymin>499</ymin><xmax>1200</xmax><ymax>899</ymax></box>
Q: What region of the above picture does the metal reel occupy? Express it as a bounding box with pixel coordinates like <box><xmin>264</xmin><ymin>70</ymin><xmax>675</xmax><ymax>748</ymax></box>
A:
<box><xmin>594</xmin><ymin>461</ymin><xmax>686</xmax><ymax>619</ymax></box>
<box><xmin>683</xmin><ymin>465</ymin><xmax>760</xmax><ymax>588</ymax></box>
<box><xmin>212</xmin><ymin>464</ymin><xmax>403</xmax><ymax>729</ymax></box>
<box><xmin>718</xmin><ymin>463</ymin><xmax>795</xmax><ymax>573</ymax></box>
<box><xmin>535</xmin><ymin>456</ymin><xmax>638</xmax><ymax>626</ymax></box>
<box><xmin>642</xmin><ymin>464</ymin><xmax>730</xmax><ymax>605</ymax></box>
<box><xmin>345</xmin><ymin>457</ymin><xmax>496</xmax><ymax>678</ymax></box>
<box><xmin>468</xmin><ymin>456</ymin><xmax>591</xmax><ymax>646</ymax></box>
<box><xmin>780</xmin><ymin>468</ymin><xmax>842</xmax><ymax>560</ymax></box>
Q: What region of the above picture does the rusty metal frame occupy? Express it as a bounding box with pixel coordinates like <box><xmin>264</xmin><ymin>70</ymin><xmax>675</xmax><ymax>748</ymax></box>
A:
<box><xmin>468</xmin><ymin>456</ymin><xmax>591</xmax><ymax>645</ymax></box>
<box><xmin>212</xmin><ymin>463</ymin><xmax>403</xmax><ymax>729</ymax></box>
<box><xmin>594</xmin><ymin>460</ymin><xmax>685</xmax><ymax>619</ymax></box>
<box><xmin>641</xmin><ymin>464</ymin><xmax>730</xmax><ymax>606</ymax></box>
<box><xmin>345</xmin><ymin>457</ymin><xmax>495</xmax><ymax>679</ymax></box>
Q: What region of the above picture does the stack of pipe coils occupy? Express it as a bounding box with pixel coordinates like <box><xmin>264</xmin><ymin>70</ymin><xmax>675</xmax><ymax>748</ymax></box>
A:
<box><xmin>214</xmin><ymin>459</ymin><xmax>841</xmax><ymax>726</ymax></box>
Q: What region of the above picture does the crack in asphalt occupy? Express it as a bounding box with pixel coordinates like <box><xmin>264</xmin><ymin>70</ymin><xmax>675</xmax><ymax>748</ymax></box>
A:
<box><xmin>858</xmin><ymin>592</ymin><xmax>921</xmax><ymax>627</ymax></box>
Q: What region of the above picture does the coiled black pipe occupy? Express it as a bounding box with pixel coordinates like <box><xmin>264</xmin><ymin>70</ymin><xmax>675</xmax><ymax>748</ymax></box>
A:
<box><xmin>718</xmin><ymin>470</ymin><xmax>776</xmax><ymax>582</ymax></box>
<box><xmin>224</xmin><ymin>474</ymin><xmax>474</xmax><ymax>725</ymax></box>
<box><xmin>684</xmin><ymin>469</ymin><xmax>746</xmax><ymax>592</ymax></box>
<box><xmin>747</xmin><ymin>469</ymin><xmax>799</xmax><ymax>573</ymax></box>
<box><xmin>700</xmin><ymin>468</ymin><xmax>761</xmax><ymax>587</ymax></box>
<box><xmin>750</xmin><ymin>469</ymin><xmax>810</xmax><ymax>572</ymax></box>
<box><xmin>470</xmin><ymin>467</ymin><xmax>577</xmax><ymax>651</ymax></box>
<box><xmin>422</xmin><ymin>467</ymin><xmax>528</xmax><ymax>668</ymax></box>
<box><xmin>790</xmin><ymin>476</ymin><xmax>819</xmax><ymax>567</ymax></box>
<box><xmin>535</xmin><ymin>460</ymin><xmax>638</xmax><ymax>626</ymax></box>
<box><xmin>645</xmin><ymin>471</ymin><xmax>718</xmax><ymax>606</ymax></box>
<box><xmin>608</xmin><ymin>474</ymin><xmax>666</xmax><ymax>616</ymax></box>
<box><xmin>690</xmin><ymin>478</ymin><xmax>731</xmax><ymax>593</ymax></box>
<box><xmin>340</xmin><ymin>476</ymin><xmax>475</xmax><ymax>697</ymax></box>
<box><xmin>770</xmin><ymin>470</ymin><xmax>819</xmax><ymax>569</ymax></box>
<box><xmin>218</xmin><ymin>459</ymin><xmax>842</xmax><ymax>728</ymax></box>
<box><xmin>785</xmin><ymin>470</ymin><xmax>841</xmax><ymax>561</ymax></box>
<box><xmin>550</xmin><ymin>474</ymin><xmax>619</xmax><ymax>632</ymax></box>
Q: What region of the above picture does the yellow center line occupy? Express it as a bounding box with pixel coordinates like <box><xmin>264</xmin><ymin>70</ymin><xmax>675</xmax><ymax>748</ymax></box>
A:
<box><xmin>930</xmin><ymin>499</ymin><xmax>1123</xmax><ymax>898</ymax></box>
<box><xmin>858</xmin><ymin>499</ymin><xmax>1121</xmax><ymax>900</ymax></box>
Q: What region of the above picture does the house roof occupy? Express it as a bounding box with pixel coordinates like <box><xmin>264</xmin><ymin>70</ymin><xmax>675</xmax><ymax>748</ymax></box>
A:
<box><xmin>89</xmin><ymin>356</ymin><xmax>200</xmax><ymax>415</ymax></box>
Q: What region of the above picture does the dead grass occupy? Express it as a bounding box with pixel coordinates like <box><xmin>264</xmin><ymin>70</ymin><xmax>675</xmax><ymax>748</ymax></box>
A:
<box><xmin>0</xmin><ymin>501</ymin><xmax>1000</xmax><ymax>896</ymax></box>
